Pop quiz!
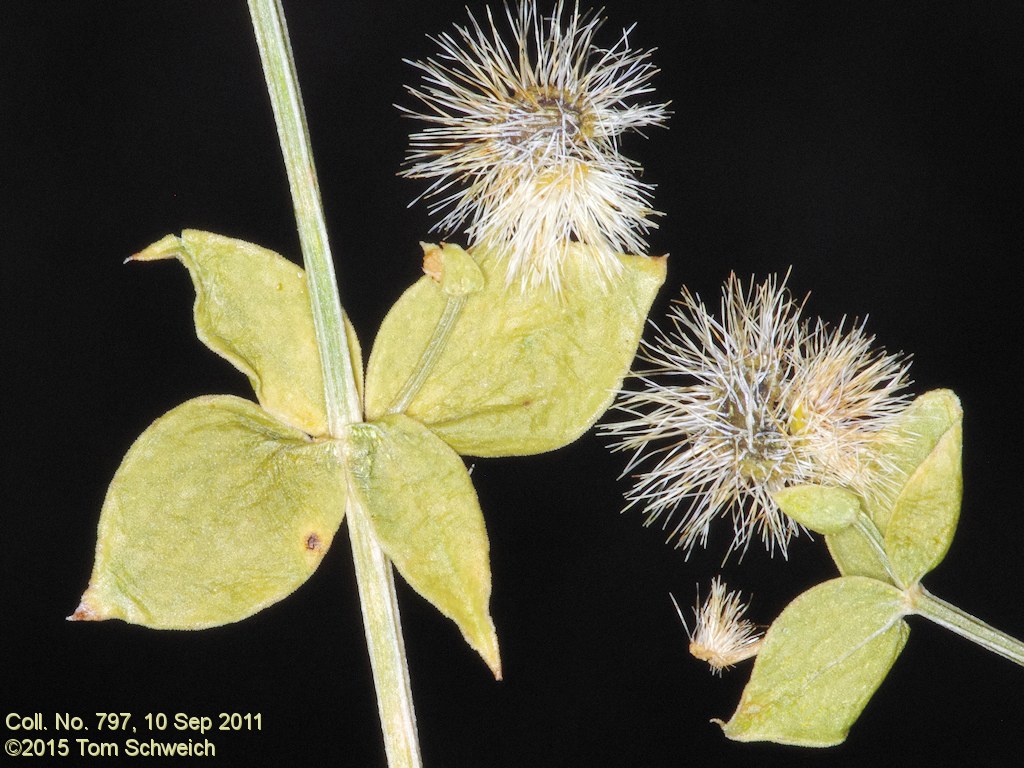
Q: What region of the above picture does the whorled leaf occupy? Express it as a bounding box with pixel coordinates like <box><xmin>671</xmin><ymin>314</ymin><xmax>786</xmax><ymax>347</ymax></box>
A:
<box><xmin>865</xmin><ymin>389</ymin><xmax>961</xmax><ymax>532</ymax></box>
<box><xmin>720</xmin><ymin>576</ymin><xmax>908</xmax><ymax>747</ymax></box>
<box><xmin>346</xmin><ymin>413</ymin><xmax>500</xmax><ymax>677</ymax></box>
<box><xmin>773</xmin><ymin>485</ymin><xmax>861</xmax><ymax>535</ymax></box>
<box><xmin>71</xmin><ymin>396</ymin><xmax>347</xmax><ymax>629</ymax></box>
<box><xmin>133</xmin><ymin>230</ymin><xmax>363</xmax><ymax>436</ymax></box>
<box><xmin>825</xmin><ymin>525</ymin><xmax>893</xmax><ymax>583</ymax></box>
<box><xmin>883</xmin><ymin>393</ymin><xmax>963</xmax><ymax>585</ymax></box>
<box><xmin>826</xmin><ymin>390</ymin><xmax>962</xmax><ymax>583</ymax></box>
<box><xmin>364</xmin><ymin>243</ymin><xmax>666</xmax><ymax>456</ymax></box>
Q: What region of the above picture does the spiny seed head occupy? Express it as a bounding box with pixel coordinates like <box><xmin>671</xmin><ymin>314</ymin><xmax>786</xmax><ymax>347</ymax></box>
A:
<box><xmin>604</xmin><ymin>273</ymin><xmax>911</xmax><ymax>557</ymax></box>
<box><xmin>400</xmin><ymin>0</ymin><xmax>669</xmax><ymax>291</ymax></box>
<box><xmin>673</xmin><ymin>578</ymin><xmax>762</xmax><ymax>675</ymax></box>
<box><xmin>790</xmin><ymin>317</ymin><xmax>913</xmax><ymax>497</ymax></box>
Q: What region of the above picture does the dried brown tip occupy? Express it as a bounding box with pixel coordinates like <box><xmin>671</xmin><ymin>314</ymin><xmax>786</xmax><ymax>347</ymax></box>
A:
<box><xmin>420</xmin><ymin>242</ymin><xmax>443</xmax><ymax>282</ymax></box>
<box><xmin>67</xmin><ymin>599</ymin><xmax>101</xmax><ymax>622</ymax></box>
<box><xmin>126</xmin><ymin>233</ymin><xmax>184</xmax><ymax>264</ymax></box>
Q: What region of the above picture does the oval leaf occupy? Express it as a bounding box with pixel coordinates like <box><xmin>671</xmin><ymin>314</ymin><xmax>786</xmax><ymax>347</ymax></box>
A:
<box><xmin>773</xmin><ymin>485</ymin><xmax>861</xmax><ymax>534</ymax></box>
<box><xmin>347</xmin><ymin>413</ymin><xmax>500</xmax><ymax>677</ymax></box>
<box><xmin>72</xmin><ymin>396</ymin><xmax>347</xmax><ymax>628</ymax></box>
<box><xmin>827</xmin><ymin>390</ymin><xmax>963</xmax><ymax>581</ymax></box>
<box><xmin>364</xmin><ymin>243</ymin><xmax>666</xmax><ymax>456</ymax></box>
<box><xmin>865</xmin><ymin>389</ymin><xmax>961</xmax><ymax>533</ymax></box>
<box><xmin>720</xmin><ymin>576</ymin><xmax>908</xmax><ymax>747</ymax></box>
<box><xmin>132</xmin><ymin>231</ymin><xmax>363</xmax><ymax>436</ymax></box>
<box><xmin>884</xmin><ymin>396</ymin><xmax>963</xmax><ymax>585</ymax></box>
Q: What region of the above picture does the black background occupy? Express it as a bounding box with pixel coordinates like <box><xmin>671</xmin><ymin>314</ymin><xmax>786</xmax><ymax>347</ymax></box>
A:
<box><xmin>4</xmin><ymin>2</ymin><xmax>1023</xmax><ymax>766</ymax></box>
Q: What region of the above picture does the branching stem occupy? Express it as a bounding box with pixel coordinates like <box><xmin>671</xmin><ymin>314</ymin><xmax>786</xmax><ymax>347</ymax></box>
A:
<box><xmin>850</xmin><ymin>517</ymin><xmax>1024</xmax><ymax>668</ymax></box>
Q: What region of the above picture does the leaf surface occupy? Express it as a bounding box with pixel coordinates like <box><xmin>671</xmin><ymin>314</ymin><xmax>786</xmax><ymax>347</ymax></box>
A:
<box><xmin>721</xmin><ymin>576</ymin><xmax>908</xmax><ymax>747</ymax></box>
<box><xmin>773</xmin><ymin>485</ymin><xmax>860</xmax><ymax>534</ymax></box>
<box><xmin>73</xmin><ymin>396</ymin><xmax>346</xmax><ymax>628</ymax></box>
<box><xmin>365</xmin><ymin>243</ymin><xmax>666</xmax><ymax>456</ymax></box>
<box><xmin>883</xmin><ymin>393</ymin><xmax>963</xmax><ymax>585</ymax></box>
<box><xmin>825</xmin><ymin>525</ymin><xmax>893</xmax><ymax>582</ymax></box>
<box><xmin>133</xmin><ymin>231</ymin><xmax>363</xmax><ymax>436</ymax></box>
<box><xmin>347</xmin><ymin>413</ymin><xmax>500</xmax><ymax>677</ymax></box>
<box><xmin>865</xmin><ymin>389</ymin><xmax>961</xmax><ymax>532</ymax></box>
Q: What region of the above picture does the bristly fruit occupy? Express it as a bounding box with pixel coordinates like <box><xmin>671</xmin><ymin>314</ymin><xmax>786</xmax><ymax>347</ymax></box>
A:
<box><xmin>400</xmin><ymin>0</ymin><xmax>669</xmax><ymax>291</ymax></box>
<box><xmin>606</xmin><ymin>274</ymin><xmax>910</xmax><ymax>557</ymax></box>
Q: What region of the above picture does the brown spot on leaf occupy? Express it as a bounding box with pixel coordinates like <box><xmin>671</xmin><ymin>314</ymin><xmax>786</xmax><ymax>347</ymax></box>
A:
<box><xmin>305</xmin><ymin>533</ymin><xmax>323</xmax><ymax>552</ymax></box>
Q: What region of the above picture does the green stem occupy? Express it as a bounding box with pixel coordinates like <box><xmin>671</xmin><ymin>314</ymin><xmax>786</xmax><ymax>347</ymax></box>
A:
<box><xmin>389</xmin><ymin>296</ymin><xmax>466</xmax><ymax>414</ymax></box>
<box><xmin>247</xmin><ymin>2</ymin><xmax>423</xmax><ymax>765</ymax></box>
<box><xmin>848</xmin><ymin>516</ymin><xmax>1024</xmax><ymax>666</ymax></box>
<box><xmin>347</xmin><ymin>501</ymin><xmax>422</xmax><ymax>764</ymax></box>
<box><xmin>910</xmin><ymin>585</ymin><xmax>1024</xmax><ymax>667</ymax></box>
<box><xmin>247</xmin><ymin>0</ymin><xmax>358</xmax><ymax>433</ymax></box>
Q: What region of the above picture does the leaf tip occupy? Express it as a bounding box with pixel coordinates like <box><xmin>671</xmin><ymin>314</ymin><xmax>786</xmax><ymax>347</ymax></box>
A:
<box><xmin>128</xmin><ymin>234</ymin><xmax>184</xmax><ymax>264</ymax></box>
<box><xmin>475</xmin><ymin>621</ymin><xmax>502</xmax><ymax>681</ymax></box>
<box><xmin>713</xmin><ymin>713</ymin><xmax>751</xmax><ymax>742</ymax></box>
<box><xmin>67</xmin><ymin>592</ymin><xmax>107</xmax><ymax>623</ymax></box>
<box><xmin>641</xmin><ymin>251</ymin><xmax>669</xmax><ymax>277</ymax></box>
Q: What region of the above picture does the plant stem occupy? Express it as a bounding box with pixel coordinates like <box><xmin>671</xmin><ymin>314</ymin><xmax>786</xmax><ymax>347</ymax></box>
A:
<box><xmin>347</xmin><ymin>503</ymin><xmax>422</xmax><ymax>764</ymax></box>
<box><xmin>910</xmin><ymin>585</ymin><xmax>1024</xmax><ymax>667</ymax></box>
<box><xmin>838</xmin><ymin>515</ymin><xmax>1024</xmax><ymax>667</ymax></box>
<box><xmin>247</xmin><ymin>0</ymin><xmax>358</xmax><ymax>433</ymax></box>
<box><xmin>247</xmin><ymin>2</ymin><xmax>423</xmax><ymax>765</ymax></box>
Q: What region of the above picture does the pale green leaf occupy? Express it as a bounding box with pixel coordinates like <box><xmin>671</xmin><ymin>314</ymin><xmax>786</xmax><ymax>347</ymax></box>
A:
<box><xmin>132</xmin><ymin>231</ymin><xmax>363</xmax><ymax>436</ymax></box>
<box><xmin>826</xmin><ymin>390</ymin><xmax>963</xmax><ymax>582</ymax></box>
<box><xmin>884</xmin><ymin>398</ymin><xmax>963</xmax><ymax>585</ymax></box>
<box><xmin>773</xmin><ymin>485</ymin><xmax>860</xmax><ymax>534</ymax></box>
<box><xmin>72</xmin><ymin>396</ymin><xmax>346</xmax><ymax>629</ymax></box>
<box><xmin>826</xmin><ymin>525</ymin><xmax>893</xmax><ymax>582</ymax></box>
<box><xmin>721</xmin><ymin>576</ymin><xmax>908</xmax><ymax>747</ymax></box>
<box><xmin>346</xmin><ymin>413</ymin><xmax>500</xmax><ymax>677</ymax></box>
<box><xmin>364</xmin><ymin>243</ymin><xmax>666</xmax><ymax>456</ymax></box>
<box><xmin>422</xmin><ymin>239</ymin><xmax>485</xmax><ymax>296</ymax></box>
<box><xmin>865</xmin><ymin>389</ymin><xmax>961</xmax><ymax>533</ymax></box>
